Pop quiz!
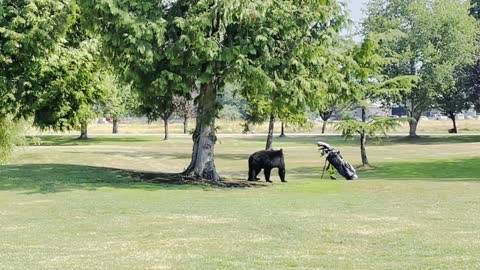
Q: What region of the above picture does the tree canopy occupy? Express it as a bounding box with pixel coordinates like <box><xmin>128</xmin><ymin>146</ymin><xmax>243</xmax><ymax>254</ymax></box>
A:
<box><xmin>336</xmin><ymin>36</ymin><xmax>416</xmax><ymax>166</ymax></box>
<box><xmin>81</xmin><ymin>0</ymin><xmax>351</xmax><ymax>181</ymax></box>
<box><xmin>2</xmin><ymin>0</ymin><xmax>478</xmax><ymax>174</ymax></box>
<box><xmin>0</xmin><ymin>0</ymin><xmax>77</xmax><ymax>118</ymax></box>
<box><xmin>362</xmin><ymin>0</ymin><xmax>479</xmax><ymax>136</ymax></box>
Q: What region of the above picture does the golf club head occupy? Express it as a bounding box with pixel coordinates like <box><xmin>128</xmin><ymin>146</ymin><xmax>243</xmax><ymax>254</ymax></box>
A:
<box><xmin>317</xmin><ymin>141</ymin><xmax>333</xmax><ymax>151</ymax></box>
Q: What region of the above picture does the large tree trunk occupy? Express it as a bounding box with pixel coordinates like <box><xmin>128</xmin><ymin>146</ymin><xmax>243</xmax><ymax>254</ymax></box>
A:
<box><xmin>449</xmin><ymin>113</ymin><xmax>458</xmax><ymax>133</ymax></box>
<box><xmin>183</xmin><ymin>114</ymin><xmax>189</xmax><ymax>134</ymax></box>
<box><xmin>112</xmin><ymin>118</ymin><xmax>119</xmax><ymax>134</ymax></box>
<box><xmin>183</xmin><ymin>82</ymin><xmax>220</xmax><ymax>182</ymax></box>
<box><xmin>279</xmin><ymin>121</ymin><xmax>286</xmax><ymax>138</ymax></box>
<box><xmin>265</xmin><ymin>114</ymin><xmax>275</xmax><ymax>150</ymax></box>
<box><xmin>360</xmin><ymin>108</ymin><xmax>369</xmax><ymax>166</ymax></box>
<box><xmin>163</xmin><ymin>118</ymin><xmax>169</xmax><ymax>140</ymax></box>
<box><xmin>79</xmin><ymin>121</ymin><xmax>88</xmax><ymax>140</ymax></box>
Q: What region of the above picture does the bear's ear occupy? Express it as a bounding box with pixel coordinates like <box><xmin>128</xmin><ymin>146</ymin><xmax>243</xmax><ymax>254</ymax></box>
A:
<box><xmin>279</xmin><ymin>148</ymin><xmax>283</xmax><ymax>152</ymax></box>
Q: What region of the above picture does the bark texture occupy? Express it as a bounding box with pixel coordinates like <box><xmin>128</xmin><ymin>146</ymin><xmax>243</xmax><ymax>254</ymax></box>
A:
<box><xmin>79</xmin><ymin>121</ymin><xmax>88</xmax><ymax>140</ymax></box>
<box><xmin>265</xmin><ymin>114</ymin><xmax>275</xmax><ymax>150</ymax></box>
<box><xmin>183</xmin><ymin>82</ymin><xmax>220</xmax><ymax>181</ymax></box>
<box><xmin>408</xmin><ymin>115</ymin><xmax>421</xmax><ymax>137</ymax></box>
<box><xmin>321</xmin><ymin>120</ymin><xmax>328</xmax><ymax>134</ymax></box>
<box><xmin>112</xmin><ymin>118</ymin><xmax>119</xmax><ymax>134</ymax></box>
<box><xmin>449</xmin><ymin>113</ymin><xmax>458</xmax><ymax>133</ymax></box>
<box><xmin>183</xmin><ymin>115</ymin><xmax>188</xmax><ymax>134</ymax></box>
<box><xmin>360</xmin><ymin>108</ymin><xmax>368</xmax><ymax>166</ymax></box>
<box><xmin>319</xmin><ymin>111</ymin><xmax>333</xmax><ymax>134</ymax></box>
<box><xmin>279</xmin><ymin>121</ymin><xmax>286</xmax><ymax>138</ymax></box>
<box><xmin>163</xmin><ymin>118</ymin><xmax>169</xmax><ymax>140</ymax></box>
<box><xmin>360</xmin><ymin>132</ymin><xmax>369</xmax><ymax>166</ymax></box>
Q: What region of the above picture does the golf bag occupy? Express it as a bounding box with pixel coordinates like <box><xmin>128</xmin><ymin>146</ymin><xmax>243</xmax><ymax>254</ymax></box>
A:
<box><xmin>317</xmin><ymin>142</ymin><xmax>358</xmax><ymax>180</ymax></box>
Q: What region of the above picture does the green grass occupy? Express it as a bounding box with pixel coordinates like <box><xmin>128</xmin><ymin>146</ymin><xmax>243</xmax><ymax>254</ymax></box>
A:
<box><xmin>26</xmin><ymin>135</ymin><xmax>158</xmax><ymax>146</ymax></box>
<box><xmin>1</xmin><ymin>135</ymin><xmax>480</xmax><ymax>269</ymax></box>
<box><xmin>27</xmin><ymin>134</ymin><xmax>480</xmax><ymax>147</ymax></box>
<box><xmin>361</xmin><ymin>157</ymin><xmax>480</xmax><ymax>181</ymax></box>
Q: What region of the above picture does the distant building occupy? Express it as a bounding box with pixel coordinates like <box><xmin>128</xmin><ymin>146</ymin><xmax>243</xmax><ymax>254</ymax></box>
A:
<box><xmin>391</xmin><ymin>107</ymin><xmax>407</xmax><ymax>117</ymax></box>
<box><xmin>352</xmin><ymin>103</ymin><xmax>390</xmax><ymax>121</ymax></box>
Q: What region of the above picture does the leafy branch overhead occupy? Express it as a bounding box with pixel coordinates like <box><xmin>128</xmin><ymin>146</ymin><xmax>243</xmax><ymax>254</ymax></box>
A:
<box><xmin>336</xmin><ymin>117</ymin><xmax>410</xmax><ymax>142</ymax></box>
<box><xmin>78</xmin><ymin>0</ymin><xmax>353</xmax><ymax>180</ymax></box>
<box><xmin>0</xmin><ymin>0</ymin><xmax>78</xmax><ymax>118</ymax></box>
<box><xmin>235</xmin><ymin>1</ymin><xmax>349</xmax><ymax>126</ymax></box>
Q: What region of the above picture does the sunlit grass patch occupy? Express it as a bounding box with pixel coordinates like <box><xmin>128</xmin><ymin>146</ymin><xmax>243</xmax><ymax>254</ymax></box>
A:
<box><xmin>361</xmin><ymin>158</ymin><xmax>480</xmax><ymax>180</ymax></box>
<box><xmin>1</xmin><ymin>135</ymin><xmax>480</xmax><ymax>269</ymax></box>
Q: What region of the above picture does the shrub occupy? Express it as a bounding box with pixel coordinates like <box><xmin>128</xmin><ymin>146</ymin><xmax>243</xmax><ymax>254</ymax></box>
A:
<box><xmin>0</xmin><ymin>116</ymin><xmax>26</xmax><ymax>164</ymax></box>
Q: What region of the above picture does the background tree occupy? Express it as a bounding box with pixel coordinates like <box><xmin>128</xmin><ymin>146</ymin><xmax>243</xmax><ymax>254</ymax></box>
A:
<box><xmin>362</xmin><ymin>0</ymin><xmax>478</xmax><ymax>137</ymax></box>
<box><xmin>336</xmin><ymin>116</ymin><xmax>407</xmax><ymax>166</ymax></box>
<box><xmin>32</xmin><ymin>19</ymin><xmax>108</xmax><ymax>140</ymax></box>
<box><xmin>318</xmin><ymin>96</ymin><xmax>352</xmax><ymax>134</ymax></box>
<box><xmin>0</xmin><ymin>116</ymin><xmax>25</xmax><ymax>164</ymax></box>
<box><xmin>362</xmin><ymin>0</ymin><xmax>427</xmax><ymax>137</ymax></box>
<box><xmin>460</xmin><ymin>62</ymin><xmax>480</xmax><ymax>112</ymax></box>
<box><xmin>141</xmin><ymin>94</ymin><xmax>177</xmax><ymax>140</ymax></box>
<box><xmin>236</xmin><ymin>0</ymin><xmax>347</xmax><ymax>150</ymax></box>
<box><xmin>472</xmin><ymin>0</ymin><xmax>480</xmax><ymax>18</ymax></box>
<box><xmin>434</xmin><ymin>67</ymin><xmax>478</xmax><ymax>133</ymax></box>
<box><xmin>0</xmin><ymin>0</ymin><xmax>77</xmax><ymax>151</ymax></box>
<box><xmin>173</xmin><ymin>95</ymin><xmax>196</xmax><ymax>135</ymax></box>
<box><xmin>100</xmin><ymin>74</ymin><xmax>139</xmax><ymax>134</ymax></box>
<box><xmin>338</xmin><ymin>37</ymin><xmax>416</xmax><ymax>166</ymax></box>
<box><xmin>279</xmin><ymin>121</ymin><xmax>286</xmax><ymax>138</ymax></box>
<box><xmin>460</xmin><ymin>0</ymin><xmax>480</xmax><ymax>111</ymax></box>
<box><xmin>0</xmin><ymin>1</ymin><xmax>108</xmax><ymax>140</ymax></box>
<box><xmin>82</xmin><ymin>0</ymin><xmax>350</xmax><ymax>181</ymax></box>
<box><xmin>218</xmin><ymin>84</ymin><xmax>247</xmax><ymax>121</ymax></box>
<box><xmin>425</xmin><ymin>1</ymin><xmax>479</xmax><ymax>133</ymax></box>
<box><xmin>0</xmin><ymin>0</ymin><xmax>77</xmax><ymax>119</ymax></box>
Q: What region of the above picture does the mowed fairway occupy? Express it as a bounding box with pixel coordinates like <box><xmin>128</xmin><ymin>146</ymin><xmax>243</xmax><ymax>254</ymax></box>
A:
<box><xmin>1</xmin><ymin>135</ymin><xmax>480</xmax><ymax>269</ymax></box>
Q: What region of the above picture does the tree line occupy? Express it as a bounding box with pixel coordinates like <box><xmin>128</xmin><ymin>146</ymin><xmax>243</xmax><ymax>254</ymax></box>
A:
<box><xmin>0</xmin><ymin>0</ymin><xmax>478</xmax><ymax>180</ymax></box>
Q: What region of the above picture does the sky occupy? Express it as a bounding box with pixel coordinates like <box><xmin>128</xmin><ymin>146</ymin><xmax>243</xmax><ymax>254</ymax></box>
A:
<box><xmin>347</xmin><ymin>0</ymin><xmax>368</xmax><ymax>24</ymax></box>
<box><xmin>343</xmin><ymin>0</ymin><xmax>369</xmax><ymax>38</ymax></box>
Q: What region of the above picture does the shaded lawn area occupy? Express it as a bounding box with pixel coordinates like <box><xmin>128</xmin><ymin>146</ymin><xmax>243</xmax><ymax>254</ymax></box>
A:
<box><xmin>2</xmin><ymin>135</ymin><xmax>480</xmax><ymax>269</ymax></box>
<box><xmin>0</xmin><ymin>164</ymin><xmax>208</xmax><ymax>194</ymax></box>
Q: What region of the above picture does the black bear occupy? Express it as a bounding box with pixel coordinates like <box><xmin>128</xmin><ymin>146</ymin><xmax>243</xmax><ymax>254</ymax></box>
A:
<box><xmin>248</xmin><ymin>149</ymin><xmax>286</xmax><ymax>182</ymax></box>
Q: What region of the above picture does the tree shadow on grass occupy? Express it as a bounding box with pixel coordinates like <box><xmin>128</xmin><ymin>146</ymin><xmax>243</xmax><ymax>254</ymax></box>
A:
<box><xmin>0</xmin><ymin>164</ymin><xmax>263</xmax><ymax>194</ymax></box>
<box><xmin>64</xmin><ymin>151</ymin><xmax>249</xmax><ymax>161</ymax></box>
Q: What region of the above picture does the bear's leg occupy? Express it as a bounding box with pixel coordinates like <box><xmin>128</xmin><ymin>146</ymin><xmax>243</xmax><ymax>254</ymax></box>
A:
<box><xmin>254</xmin><ymin>168</ymin><xmax>262</xmax><ymax>180</ymax></box>
<box><xmin>248</xmin><ymin>168</ymin><xmax>256</xmax><ymax>181</ymax></box>
<box><xmin>264</xmin><ymin>168</ymin><xmax>272</xmax><ymax>183</ymax></box>
<box><xmin>248</xmin><ymin>160</ymin><xmax>256</xmax><ymax>181</ymax></box>
<box><xmin>279</xmin><ymin>168</ymin><xmax>286</xmax><ymax>182</ymax></box>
